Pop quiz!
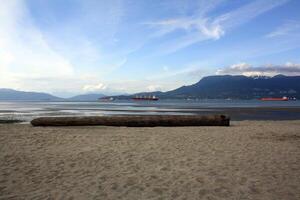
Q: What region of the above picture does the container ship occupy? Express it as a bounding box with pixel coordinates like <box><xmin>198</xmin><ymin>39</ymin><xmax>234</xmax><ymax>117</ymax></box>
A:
<box><xmin>98</xmin><ymin>97</ymin><xmax>114</xmax><ymax>102</ymax></box>
<box><xmin>260</xmin><ymin>96</ymin><xmax>288</xmax><ymax>101</ymax></box>
<box><xmin>132</xmin><ymin>95</ymin><xmax>159</xmax><ymax>101</ymax></box>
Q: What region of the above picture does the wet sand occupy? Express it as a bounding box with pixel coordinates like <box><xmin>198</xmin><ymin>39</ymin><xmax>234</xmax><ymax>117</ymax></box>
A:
<box><xmin>0</xmin><ymin>121</ymin><xmax>299</xmax><ymax>199</ymax></box>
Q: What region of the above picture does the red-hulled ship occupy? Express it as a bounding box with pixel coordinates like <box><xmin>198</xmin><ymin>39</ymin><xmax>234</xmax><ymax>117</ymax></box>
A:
<box><xmin>260</xmin><ymin>96</ymin><xmax>288</xmax><ymax>101</ymax></box>
<box><xmin>132</xmin><ymin>95</ymin><xmax>159</xmax><ymax>101</ymax></box>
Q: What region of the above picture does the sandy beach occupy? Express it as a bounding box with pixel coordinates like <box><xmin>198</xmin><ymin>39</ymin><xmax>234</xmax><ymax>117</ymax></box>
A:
<box><xmin>0</xmin><ymin>121</ymin><xmax>299</xmax><ymax>199</ymax></box>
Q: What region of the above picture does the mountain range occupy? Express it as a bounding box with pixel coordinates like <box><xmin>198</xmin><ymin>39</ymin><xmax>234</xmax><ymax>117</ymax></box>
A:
<box><xmin>114</xmin><ymin>75</ymin><xmax>300</xmax><ymax>99</ymax></box>
<box><xmin>164</xmin><ymin>74</ymin><xmax>300</xmax><ymax>99</ymax></box>
<box><xmin>0</xmin><ymin>89</ymin><xmax>105</xmax><ymax>101</ymax></box>
<box><xmin>1</xmin><ymin>75</ymin><xmax>299</xmax><ymax>100</ymax></box>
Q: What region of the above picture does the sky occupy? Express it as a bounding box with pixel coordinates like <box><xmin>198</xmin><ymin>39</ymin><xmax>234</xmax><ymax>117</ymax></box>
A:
<box><xmin>0</xmin><ymin>0</ymin><xmax>300</xmax><ymax>97</ymax></box>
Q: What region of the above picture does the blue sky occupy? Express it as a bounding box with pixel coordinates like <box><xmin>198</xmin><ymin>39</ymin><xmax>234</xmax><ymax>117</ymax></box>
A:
<box><xmin>0</xmin><ymin>0</ymin><xmax>300</xmax><ymax>96</ymax></box>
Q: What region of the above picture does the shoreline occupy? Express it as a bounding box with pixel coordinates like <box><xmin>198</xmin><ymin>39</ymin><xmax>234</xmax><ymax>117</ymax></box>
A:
<box><xmin>1</xmin><ymin>106</ymin><xmax>300</xmax><ymax>122</ymax></box>
<box><xmin>1</xmin><ymin>100</ymin><xmax>300</xmax><ymax>122</ymax></box>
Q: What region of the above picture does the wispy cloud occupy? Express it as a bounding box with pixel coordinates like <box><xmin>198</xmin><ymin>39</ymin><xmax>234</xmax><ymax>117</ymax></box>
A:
<box><xmin>217</xmin><ymin>62</ymin><xmax>300</xmax><ymax>76</ymax></box>
<box><xmin>147</xmin><ymin>85</ymin><xmax>163</xmax><ymax>92</ymax></box>
<box><xmin>216</xmin><ymin>0</ymin><xmax>289</xmax><ymax>29</ymax></box>
<box><xmin>0</xmin><ymin>0</ymin><xmax>75</xmax><ymax>89</ymax></box>
<box><xmin>0</xmin><ymin>0</ymin><xmax>128</xmax><ymax>94</ymax></box>
<box><xmin>145</xmin><ymin>17</ymin><xmax>224</xmax><ymax>39</ymax></box>
<box><xmin>266</xmin><ymin>20</ymin><xmax>300</xmax><ymax>38</ymax></box>
<box><xmin>83</xmin><ymin>83</ymin><xmax>107</xmax><ymax>92</ymax></box>
<box><xmin>146</xmin><ymin>0</ymin><xmax>290</xmax><ymax>54</ymax></box>
<box><xmin>0</xmin><ymin>0</ymin><xmax>297</xmax><ymax>95</ymax></box>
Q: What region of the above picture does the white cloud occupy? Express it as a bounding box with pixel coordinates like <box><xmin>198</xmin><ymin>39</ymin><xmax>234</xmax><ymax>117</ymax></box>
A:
<box><xmin>227</xmin><ymin>63</ymin><xmax>251</xmax><ymax>71</ymax></box>
<box><xmin>146</xmin><ymin>0</ymin><xmax>289</xmax><ymax>54</ymax></box>
<box><xmin>0</xmin><ymin>0</ymin><xmax>132</xmax><ymax>96</ymax></box>
<box><xmin>216</xmin><ymin>0</ymin><xmax>289</xmax><ymax>29</ymax></box>
<box><xmin>147</xmin><ymin>85</ymin><xmax>162</xmax><ymax>92</ymax></box>
<box><xmin>83</xmin><ymin>83</ymin><xmax>107</xmax><ymax>92</ymax></box>
<box><xmin>0</xmin><ymin>0</ymin><xmax>296</xmax><ymax>96</ymax></box>
<box><xmin>0</xmin><ymin>0</ymin><xmax>75</xmax><ymax>90</ymax></box>
<box><xmin>217</xmin><ymin>62</ymin><xmax>300</xmax><ymax>76</ymax></box>
<box><xmin>146</xmin><ymin>17</ymin><xmax>224</xmax><ymax>54</ymax></box>
<box><xmin>266</xmin><ymin>20</ymin><xmax>300</xmax><ymax>38</ymax></box>
<box><xmin>146</xmin><ymin>17</ymin><xmax>224</xmax><ymax>40</ymax></box>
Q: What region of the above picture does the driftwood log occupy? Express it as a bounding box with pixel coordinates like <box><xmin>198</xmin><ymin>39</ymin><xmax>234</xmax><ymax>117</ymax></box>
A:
<box><xmin>31</xmin><ymin>115</ymin><xmax>230</xmax><ymax>127</ymax></box>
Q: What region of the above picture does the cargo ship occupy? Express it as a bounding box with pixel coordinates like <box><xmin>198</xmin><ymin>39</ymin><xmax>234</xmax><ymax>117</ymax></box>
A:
<box><xmin>132</xmin><ymin>95</ymin><xmax>159</xmax><ymax>101</ymax></box>
<box><xmin>98</xmin><ymin>97</ymin><xmax>114</xmax><ymax>102</ymax></box>
<box><xmin>260</xmin><ymin>96</ymin><xmax>288</xmax><ymax>101</ymax></box>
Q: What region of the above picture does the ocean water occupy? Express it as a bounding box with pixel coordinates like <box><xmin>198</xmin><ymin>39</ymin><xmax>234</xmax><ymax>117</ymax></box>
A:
<box><xmin>1</xmin><ymin>99</ymin><xmax>300</xmax><ymax>121</ymax></box>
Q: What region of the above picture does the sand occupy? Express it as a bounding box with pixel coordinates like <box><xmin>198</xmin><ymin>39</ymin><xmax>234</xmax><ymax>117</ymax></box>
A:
<box><xmin>0</xmin><ymin>121</ymin><xmax>299</xmax><ymax>200</ymax></box>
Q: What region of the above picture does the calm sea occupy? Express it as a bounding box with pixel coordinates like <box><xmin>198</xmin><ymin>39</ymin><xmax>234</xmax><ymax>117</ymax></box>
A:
<box><xmin>1</xmin><ymin>99</ymin><xmax>300</xmax><ymax>121</ymax></box>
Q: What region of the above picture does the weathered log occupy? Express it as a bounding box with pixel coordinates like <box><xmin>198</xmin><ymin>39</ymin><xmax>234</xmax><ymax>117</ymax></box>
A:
<box><xmin>31</xmin><ymin>115</ymin><xmax>230</xmax><ymax>127</ymax></box>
